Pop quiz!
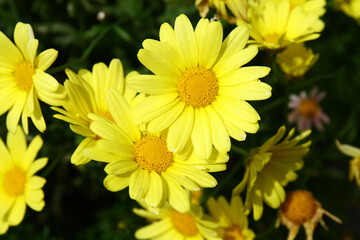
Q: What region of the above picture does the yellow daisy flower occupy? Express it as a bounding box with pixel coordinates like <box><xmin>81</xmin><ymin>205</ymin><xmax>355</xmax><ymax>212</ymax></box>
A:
<box><xmin>134</xmin><ymin>203</ymin><xmax>220</xmax><ymax>240</ymax></box>
<box><xmin>206</xmin><ymin>196</ymin><xmax>255</xmax><ymax>240</ymax></box>
<box><xmin>276</xmin><ymin>190</ymin><xmax>342</xmax><ymax>240</ymax></box>
<box><xmin>232</xmin><ymin>126</ymin><xmax>311</xmax><ymax>220</ymax></box>
<box><xmin>85</xmin><ymin>89</ymin><xmax>228</xmax><ymax>213</ymax></box>
<box><xmin>335</xmin><ymin>0</ymin><xmax>360</xmax><ymax>24</ymax></box>
<box><xmin>0</xmin><ymin>22</ymin><xmax>65</xmax><ymax>134</ymax></box>
<box><xmin>239</xmin><ymin>0</ymin><xmax>325</xmax><ymax>50</ymax></box>
<box><xmin>127</xmin><ymin>14</ymin><xmax>271</xmax><ymax>159</ymax></box>
<box><xmin>52</xmin><ymin>59</ymin><xmax>137</xmax><ymax>165</ymax></box>
<box><xmin>0</xmin><ymin>126</ymin><xmax>47</xmax><ymax>234</ymax></box>
<box><xmin>335</xmin><ymin>140</ymin><xmax>360</xmax><ymax>187</ymax></box>
<box><xmin>276</xmin><ymin>43</ymin><xmax>319</xmax><ymax>79</ymax></box>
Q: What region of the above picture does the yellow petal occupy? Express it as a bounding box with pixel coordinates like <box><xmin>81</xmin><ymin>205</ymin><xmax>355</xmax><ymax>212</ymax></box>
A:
<box><xmin>106</xmin><ymin>89</ymin><xmax>141</xmax><ymax>142</ymax></box>
<box><xmin>127</xmin><ymin>74</ymin><xmax>177</xmax><ymax>94</ymax></box>
<box><xmin>191</xmin><ymin>108</ymin><xmax>212</xmax><ymax>159</ymax></box>
<box><xmin>129</xmin><ymin>168</ymin><xmax>150</xmax><ymax>201</ymax></box>
<box><xmin>28</xmin><ymin>157</ymin><xmax>48</xmax><ymax>176</ymax></box>
<box><xmin>35</xmin><ymin>49</ymin><xmax>58</xmax><ymax>71</ymax></box>
<box><xmin>213</xmin><ymin>46</ymin><xmax>258</xmax><ymax>79</ymax></box>
<box><xmin>144</xmin><ymin>171</ymin><xmax>164</xmax><ymax>207</ymax></box>
<box><xmin>6</xmin><ymin>92</ymin><xmax>27</xmax><ymax>134</ymax></box>
<box><xmin>135</xmin><ymin>219</ymin><xmax>172</xmax><ymax>239</ymax></box>
<box><xmin>103</xmin><ymin>173</ymin><xmax>131</xmax><ymax>192</ymax></box>
<box><xmin>104</xmin><ymin>160</ymin><xmax>138</xmax><ymax>175</ymax></box>
<box><xmin>7</xmin><ymin>196</ymin><xmax>26</xmax><ymax>225</ymax></box>
<box><xmin>335</xmin><ymin>139</ymin><xmax>360</xmax><ymax>157</ymax></box>
<box><xmin>14</xmin><ymin>22</ymin><xmax>34</xmax><ymax>60</ymax></box>
<box><xmin>71</xmin><ymin>138</ymin><xmax>96</xmax><ymax>165</ymax></box>
<box><xmin>195</xmin><ymin>18</ymin><xmax>223</xmax><ymax>68</ymax></box>
<box><xmin>167</xmin><ymin>106</ymin><xmax>194</xmax><ymax>153</ymax></box>
<box><xmin>162</xmin><ymin>173</ymin><xmax>190</xmax><ymax>213</ymax></box>
<box><xmin>175</xmin><ymin>14</ymin><xmax>198</xmax><ymax>68</ymax></box>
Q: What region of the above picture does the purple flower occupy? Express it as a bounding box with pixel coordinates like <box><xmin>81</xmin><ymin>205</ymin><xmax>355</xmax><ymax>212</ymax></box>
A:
<box><xmin>288</xmin><ymin>88</ymin><xmax>329</xmax><ymax>131</ymax></box>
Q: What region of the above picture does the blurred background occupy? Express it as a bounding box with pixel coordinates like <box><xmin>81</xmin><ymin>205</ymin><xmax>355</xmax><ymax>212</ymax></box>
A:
<box><xmin>0</xmin><ymin>0</ymin><xmax>359</xmax><ymax>239</ymax></box>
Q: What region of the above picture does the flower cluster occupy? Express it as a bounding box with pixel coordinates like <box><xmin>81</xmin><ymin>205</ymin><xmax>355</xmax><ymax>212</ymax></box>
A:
<box><xmin>0</xmin><ymin>0</ymin><xmax>349</xmax><ymax>238</ymax></box>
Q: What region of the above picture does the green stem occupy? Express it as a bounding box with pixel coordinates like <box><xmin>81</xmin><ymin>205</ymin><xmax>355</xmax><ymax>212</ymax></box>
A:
<box><xmin>231</xmin><ymin>145</ymin><xmax>248</xmax><ymax>156</ymax></box>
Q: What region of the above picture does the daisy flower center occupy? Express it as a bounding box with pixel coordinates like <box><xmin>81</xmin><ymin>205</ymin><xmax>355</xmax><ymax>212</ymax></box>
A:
<box><xmin>3</xmin><ymin>167</ymin><xmax>27</xmax><ymax>196</ymax></box>
<box><xmin>225</xmin><ymin>226</ymin><xmax>245</xmax><ymax>240</ymax></box>
<box><xmin>177</xmin><ymin>67</ymin><xmax>218</xmax><ymax>107</ymax></box>
<box><xmin>134</xmin><ymin>136</ymin><xmax>173</xmax><ymax>173</ymax></box>
<box><xmin>14</xmin><ymin>61</ymin><xmax>35</xmax><ymax>91</ymax></box>
<box><xmin>281</xmin><ymin>190</ymin><xmax>318</xmax><ymax>225</ymax></box>
<box><xmin>299</xmin><ymin>99</ymin><xmax>320</xmax><ymax>118</ymax></box>
<box><xmin>170</xmin><ymin>210</ymin><xmax>198</xmax><ymax>237</ymax></box>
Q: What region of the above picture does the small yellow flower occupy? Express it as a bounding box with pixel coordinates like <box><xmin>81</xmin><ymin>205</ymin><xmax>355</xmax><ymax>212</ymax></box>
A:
<box><xmin>134</xmin><ymin>203</ymin><xmax>220</xmax><ymax>240</ymax></box>
<box><xmin>85</xmin><ymin>89</ymin><xmax>228</xmax><ymax>213</ymax></box>
<box><xmin>233</xmin><ymin>126</ymin><xmax>311</xmax><ymax>220</ymax></box>
<box><xmin>335</xmin><ymin>140</ymin><xmax>360</xmax><ymax>187</ymax></box>
<box><xmin>335</xmin><ymin>0</ymin><xmax>360</xmax><ymax>24</ymax></box>
<box><xmin>0</xmin><ymin>126</ymin><xmax>47</xmax><ymax>234</ymax></box>
<box><xmin>128</xmin><ymin>14</ymin><xmax>271</xmax><ymax>160</ymax></box>
<box><xmin>52</xmin><ymin>59</ymin><xmax>137</xmax><ymax>165</ymax></box>
<box><xmin>206</xmin><ymin>196</ymin><xmax>255</xmax><ymax>240</ymax></box>
<box><xmin>0</xmin><ymin>22</ymin><xmax>65</xmax><ymax>134</ymax></box>
<box><xmin>276</xmin><ymin>190</ymin><xmax>342</xmax><ymax>240</ymax></box>
<box><xmin>276</xmin><ymin>43</ymin><xmax>319</xmax><ymax>79</ymax></box>
<box><xmin>239</xmin><ymin>0</ymin><xmax>325</xmax><ymax>50</ymax></box>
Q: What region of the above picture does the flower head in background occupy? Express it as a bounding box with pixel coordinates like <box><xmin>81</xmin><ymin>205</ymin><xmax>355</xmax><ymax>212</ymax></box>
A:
<box><xmin>238</xmin><ymin>0</ymin><xmax>324</xmax><ymax>50</ymax></box>
<box><xmin>335</xmin><ymin>0</ymin><xmax>360</xmax><ymax>25</ymax></box>
<box><xmin>335</xmin><ymin>140</ymin><xmax>360</xmax><ymax>187</ymax></box>
<box><xmin>206</xmin><ymin>196</ymin><xmax>255</xmax><ymax>240</ymax></box>
<box><xmin>233</xmin><ymin>126</ymin><xmax>311</xmax><ymax>220</ymax></box>
<box><xmin>52</xmin><ymin>59</ymin><xmax>138</xmax><ymax>165</ymax></box>
<box><xmin>195</xmin><ymin>0</ymin><xmax>249</xmax><ymax>23</ymax></box>
<box><xmin>0</xmin><ymin>126</ymin><xmax>47</xmax><ymax>234</ymax></box>
<box><xmin>134</xmin><ymin>203</ymin><xmax>220</xmax><ymax>240</ymax></box>
<box><xmin>0</xmin><ymin>22</ymin><xmax>65</xmax><ymax>134</ymax></box>
<box><xmin>288</xmin><ymin>87</ymin><xmax>329</xmax><ymax>131</ymax></box>
<box><xmin>85</xmin><ymin>89</ymin><xmax>228</xmax><ymax>214</ymax></box>
<box><xmin>276</xmin><ymin>190</ymin><xmax>342</xmax><ymax>240</ymax></box>
<box><xmin>276</xmin><ymin>43</ymin><xmax>319</xmax><ymax>79</ymax></box>
<box><xmin>128</xmin><ymin>14</ymin><xmax>271</xmax><ymax>159</ymax></box>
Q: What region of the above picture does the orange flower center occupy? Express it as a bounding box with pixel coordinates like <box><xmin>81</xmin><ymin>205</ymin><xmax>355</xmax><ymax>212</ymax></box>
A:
<box><xmin>170</xmin><ymin>210</ymin><xmax>198</xmax><ymax>237</ymax></box>
<box><xmin>133</xmin><ymin>136</ymin><xmax>173</xmax><ymax>173</ymax></box>
<box><xmin>178</xmin><ymin>67</ymin><xmax>218</xmax><ymax>107</ymax></box>
<box><xmin>299</xmin><ymin>99</ymin><xmax>320</xmax><ymax>119</ymax></box>
<box><xmin>281</xmin><ymin>190</ymin><xmax>318</xmax><ymax>225</ymax></box>
<box><xmin>225</xmin><ymin>226</ymin><xmax>245</xmax><ymax>240</ymax></box>
<box><xmin>14</xmin><ymin>61</ymin><xmax>35</xmax><ymax>91</ymax></box>
<box><xmin>3</xmin><ymin>167</ymin><xmax>27</xmax><ymax>196</ymax></box>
